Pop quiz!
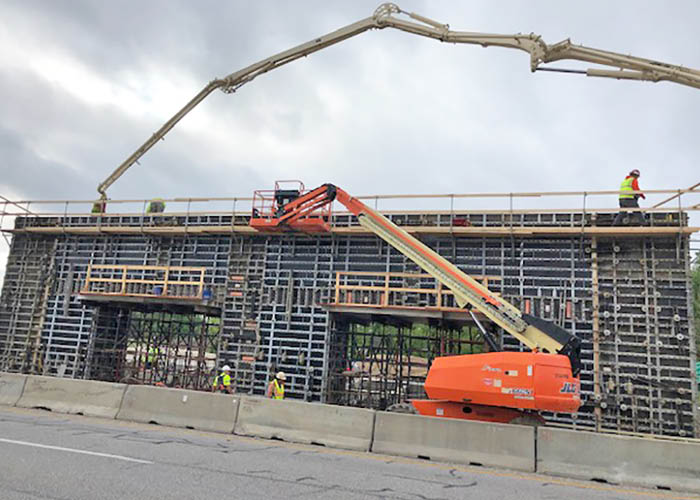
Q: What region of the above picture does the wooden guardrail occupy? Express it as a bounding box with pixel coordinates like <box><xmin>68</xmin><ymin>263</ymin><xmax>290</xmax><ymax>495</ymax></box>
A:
<box><xmin>332</xmin><ymin>271</ymin><xmax>500</xmax><ymax>310</ymax></box>
<box><xmin>81</xmin><ymin>264</ymin><xmax>206</xmax><ymax>300</ymax></box>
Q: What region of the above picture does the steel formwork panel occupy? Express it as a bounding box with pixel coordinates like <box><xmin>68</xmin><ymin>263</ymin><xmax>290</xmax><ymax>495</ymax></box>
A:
<box><xmin>0</xmin><ymin>212</ymin><xmax>696</xmax><ymax>437</ymax></box>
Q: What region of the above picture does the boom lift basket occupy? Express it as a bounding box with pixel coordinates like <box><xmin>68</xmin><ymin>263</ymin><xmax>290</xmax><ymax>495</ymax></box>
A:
<box><xmin>250</xmin><ymin>180</ymin><xmax>332</xmax><ymax>232</ymax></box>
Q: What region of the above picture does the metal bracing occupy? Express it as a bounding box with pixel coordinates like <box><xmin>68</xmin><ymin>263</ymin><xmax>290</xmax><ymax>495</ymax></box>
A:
<box><xmin>327</xmin><ymin>318</ymin><xmax>485</xmax><ymax>410</ymax></box>
<box><xmin>219</xmin><ymin>235</ymin><xmax>268</xmax><ymax>395</ymax></box>
<box><xmin>82</xmin><ymin>305</ymin><xmax>220</xmax><ymax>388</ymax></box>
<box><xmin>0</xmin><ymin>236</ymin><xmax>56</xmax><ymax>374</ymax></box>
<box><xmin>596</xmin><ymin>238</ymin><xmax>696</xmax><ymax>436</ymax></box>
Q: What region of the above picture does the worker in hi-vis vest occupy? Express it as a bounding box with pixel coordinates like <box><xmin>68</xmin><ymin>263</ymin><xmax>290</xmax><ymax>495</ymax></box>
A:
<box><xmin>91</xmin><ymin>199</ymin><xmax>106</xmax><ymax>215</ymax></box>
<box><xmin>266</xmin><ymin>371</ymin><xmax>286</xmax><ymax>399</ymax></box>
<box><xmin>212</xmin><ymin>365</ymin><xmax>233</xmax><ymax>394</ymax></box>
<box><xmin>612</xmin><ymin>169</ymin><xmax>646</xmax><ymax>225</ymax></box>
<box><xmin>146</xmin><ymin>198</ymin><xmax>166</xmax><ymax>214</ymax></box>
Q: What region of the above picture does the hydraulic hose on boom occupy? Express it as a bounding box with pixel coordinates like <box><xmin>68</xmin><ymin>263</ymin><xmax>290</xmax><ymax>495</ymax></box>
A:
<box><xmin>250</xmin><ymin>183</ymin><xmax>582</xmax><ymax>376</ymax></box>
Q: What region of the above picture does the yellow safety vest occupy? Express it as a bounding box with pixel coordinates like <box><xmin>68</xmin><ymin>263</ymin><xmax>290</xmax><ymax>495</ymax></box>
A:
<box><xmin>142</xmin><ymin>347</ymin><xmax>158</xmax><ymax>364</ymax></box>
<box><xmin>619</xmin><ymin>177</ymin><xmax>635</xmax><ymax>199</ymax></box>
<box><xmin>272</xmin><ymin>379</ymin><xmax>285</xmax><ymax>399</ymax></box>
<box><xmin>213</xmin><ymin>372</ymin><xmax>231</xmax><ymax>391</ymax></box>
<box><xmin>147</xmin><ymin>199</ymin><xmax>166</xmax><ymax>213</ymax></box>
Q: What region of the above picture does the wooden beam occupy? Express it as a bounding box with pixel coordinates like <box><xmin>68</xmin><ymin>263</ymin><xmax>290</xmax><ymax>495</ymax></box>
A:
<box><xmin>652</xmin><ymin>181</ymin><xmax>700</xmax><ymax>208</ymax></box>
<box><xmin>6</xmin><ymin>224</ymin><xmax>699</xmax><ymax>236</ymax></box>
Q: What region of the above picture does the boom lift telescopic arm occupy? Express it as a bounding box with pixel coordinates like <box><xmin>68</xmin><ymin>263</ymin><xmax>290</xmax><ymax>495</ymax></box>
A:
<box><xmin>97</xmin><ymin>3</ymin><xmax>700</xmax><ymax>199</ymax></box>
<box><xmin>265</xmin><ymin>183</ymin><xmax>582</xmax><ymax>375</ymax></box>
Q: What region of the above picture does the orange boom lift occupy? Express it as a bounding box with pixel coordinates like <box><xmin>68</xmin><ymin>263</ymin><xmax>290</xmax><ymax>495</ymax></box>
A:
<box><xmin>250</xmin><ymin>183</ymin><xmax>582</xmax><ymax>424</ymax></box>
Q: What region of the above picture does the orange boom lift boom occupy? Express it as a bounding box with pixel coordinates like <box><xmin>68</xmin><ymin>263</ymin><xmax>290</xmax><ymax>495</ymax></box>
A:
<box><xmin>250</xmin><ymin>183</ymin><xmax>582</xmax><ymax>425</ymax></box>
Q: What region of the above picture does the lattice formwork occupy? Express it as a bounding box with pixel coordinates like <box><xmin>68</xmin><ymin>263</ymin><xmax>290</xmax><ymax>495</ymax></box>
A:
<box><xmin>0</xmin><ymin>210</ymin><xmax>696</xmax><ymax>437</ymax></box>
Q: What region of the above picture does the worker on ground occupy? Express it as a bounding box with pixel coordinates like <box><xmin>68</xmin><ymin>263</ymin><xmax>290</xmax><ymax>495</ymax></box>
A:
<box><xmin>266</xmin><ymin>371</ymin><xmax>286</xmax><ymax>399</ymax></box>
<box><xmin>141</xmin><ymin>345</ymin><xmax>159</xmax><ymax>369</ymax></box>
<box><xmin>146</xmin><ymin>198</ymin><xmax>166</xmax><ymax>214</ymax></box>
<box><xmin>612</xmin><ymin>169</ymin><xmax>646</xmax><ymax>225</ymax></box>
<box><xmin>212</xmin><ymin>365</ymin><xmax>233</xmax><ymax>394</ymax></box>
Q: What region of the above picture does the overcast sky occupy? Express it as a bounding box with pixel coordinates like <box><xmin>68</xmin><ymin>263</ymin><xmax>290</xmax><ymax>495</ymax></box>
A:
<box><xmin>0</xmin><ymin>1</ymin><xmax>699</xmax><ymax>281</ymax></box>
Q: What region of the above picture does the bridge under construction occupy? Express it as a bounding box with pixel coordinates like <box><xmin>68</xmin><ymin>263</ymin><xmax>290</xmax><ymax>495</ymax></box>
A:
<box><xmin>1</xmin><ymin>1</ymin><xmax>700</xmax><ymax>439</ymax></box>
<box><xmin>0</xmin><ymin>188</ymin><xmax>697</xmax><ymax>437</ymax></box>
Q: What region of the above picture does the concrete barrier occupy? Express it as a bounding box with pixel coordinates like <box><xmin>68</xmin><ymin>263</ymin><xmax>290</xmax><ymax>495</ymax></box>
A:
<box><xmin>372</xmin><ymin>412</ymin><xmax>536</xmax><ymax>472</ymax></box>
<box><xmin>17</xmin><ymin>375</ymin><xmax>127</xmax><ymax>418</ymax></box>
<box><xmin>0</xmin><ymin>372</ymin><xmax>27</xmax><ymax>406</ymax></box>
<box><xmin>234</xmin><ymin>397</ymin><xmax>376</xmax><ymax>451</ymax></box>
<box><xmin>116</xmin><ymin>385</ymin><xmax>240</xmax><ymax>433</ymax></box>
<box><xmin>538</xmin><ymin>427</ymin><xmax>700</xmax><ymax>493</ymax></box>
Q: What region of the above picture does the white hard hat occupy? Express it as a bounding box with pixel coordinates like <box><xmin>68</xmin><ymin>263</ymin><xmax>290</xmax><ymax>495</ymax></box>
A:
<box><xmin>222</xmin><ymin>365</ymin><xmax>231</xmax><ymax>371</ymax></box>
<box><xmin>276</xmin><ymin>371</ymin><xmax>286</xmax><ymax>381</ymax></box>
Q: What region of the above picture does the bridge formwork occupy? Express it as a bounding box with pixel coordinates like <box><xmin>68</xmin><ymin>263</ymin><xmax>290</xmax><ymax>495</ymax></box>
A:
<box><xmin>0</xmin><ymin>207</ymin><xmax>696</xmax><ymax>437</ymax></box>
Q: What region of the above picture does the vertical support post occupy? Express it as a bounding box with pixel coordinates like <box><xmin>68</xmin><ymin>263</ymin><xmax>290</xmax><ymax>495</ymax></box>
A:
<box><xmin>508</xmin><ymin>192</ymin><xmax>514</xmax><ymax>231</ymax></box>
<box><xmin>682</xmin><ymin>235</ymin><xmax>699</xmax><ymax>436</ymax></box>
<box><xmin>185</xmin><ymin>198</ymin><xmax>191</xmax><ymax>235</ymax></box>
<box><xmin>199</xmin><ymin>268</ymin><xmax>205</xmax><ymax>298</ymax></box>
<box><xmin>85</xmin><ymin>264</ymin><xmax>93</xmax><ymax>293</ymax></box>
<box><xmin>0</xmin><ymin>200</ymin><xmax>9</xmax><ymax>247</ymax></box>
<box><xmin>286</xmin><ymin>271</ymin><xmax>293</xmax><ymax>323</ymax></box>
<box><xmin>383</xmin><ymin>273</ymin><xmax>389</xmax><ymax>306</ymax></box>
<box><xmin>231</xmin><ymin>198</ymin><xmax>236</xmax><ymax>233</ymax></box>
<box><xmin>61</xmin><ymin>201</ymin><xmax>69</xmax><ymax>236</ymax></box>
<box><xmin>121</xmin><ymin>266</ymin><xmax>127</xmax><ymax>295</ymax></box>
<box><xmin>335</xmin><ymin>272</ymin><xmax>340</xmax><ymax>304</ymax></box>
<box><xmin>140</xmin><ymin>199</ymin><xmax>147</xmax><ymax>233</ymax></box>
<box><xmin>163</xmin><ymin>266</ymin><xmax>170</xmax><ymax>296</ymax></box>
<box><xmin>591</xmin><ymin>236</ymin><xmax>602</xmax><ymax>431</ymax></box>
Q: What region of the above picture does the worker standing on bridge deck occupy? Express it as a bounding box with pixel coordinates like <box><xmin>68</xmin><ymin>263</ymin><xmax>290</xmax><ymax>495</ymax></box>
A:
<box><xmin>147</xmin><ymin>198</ymin><xmax>166</xmax><ymax>214</ymax></box>
<box><xmin>266</xmin><ymin>371</ymin><xmax>286</xmax><ymax>399</ymax></box>
<box><xmin>212</xmin><ymin>365</ymin><xmax>233</xmax><ymax>394</ymax></box>
<box><xmin>613</xmin><ymin>169</ymin><xmax>647</xmax><ymax>225</ymax></box>
<box><xmin>91</xmin><ymin>200</ymin><xmax>106</xmax><ymax>215</ymax></box>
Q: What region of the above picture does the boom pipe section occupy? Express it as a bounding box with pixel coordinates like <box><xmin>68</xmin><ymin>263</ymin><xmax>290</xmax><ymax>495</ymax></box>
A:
<box><xmin>98</xmin><ymin>2</ymin><xmax>700</xmax><ymax>197</ymax></box>
<box><xmin>380</xmin><ymin>12</ymin><xmax>700</xmax><ymax>88</ymax></box>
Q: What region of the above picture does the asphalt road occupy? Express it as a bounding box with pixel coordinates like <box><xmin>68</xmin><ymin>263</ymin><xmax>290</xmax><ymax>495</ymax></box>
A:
<box><xmin>0</xmin><ymin>406</ymin><xmax>697</xmax><ymax>500</ymax></box>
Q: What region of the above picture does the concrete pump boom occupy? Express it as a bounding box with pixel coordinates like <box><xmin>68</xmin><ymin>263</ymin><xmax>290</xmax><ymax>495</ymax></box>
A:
<box><xmin>96</xmin><ymin>3</ymin><xmax>700</xmax><ymax>199</ymax></box>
